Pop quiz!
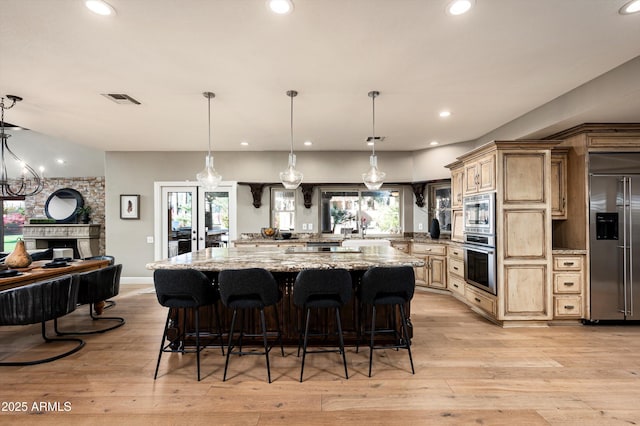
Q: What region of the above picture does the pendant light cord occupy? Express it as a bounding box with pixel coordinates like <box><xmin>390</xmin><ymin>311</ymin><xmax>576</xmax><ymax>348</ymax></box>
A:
<box><xmin>207</xmin><ymin>95</ymin><xmax>212</xmax><ymax>157</ymax></box>
<box><xmin>289</xmin><ymin>92</ymin><xmax>294</xmax><ymax>155</ymax></box>
<box><xmin>371</xmin><ymin>93</ymin><xmax>376</xmax><ymax>157</ymax></box>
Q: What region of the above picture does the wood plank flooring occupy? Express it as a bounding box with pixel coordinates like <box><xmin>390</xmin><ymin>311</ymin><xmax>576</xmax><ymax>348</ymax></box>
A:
<box><xmin>2</xmin><ymin>285</ymin><xmax>640</xmax><ymax>425</ymax></box>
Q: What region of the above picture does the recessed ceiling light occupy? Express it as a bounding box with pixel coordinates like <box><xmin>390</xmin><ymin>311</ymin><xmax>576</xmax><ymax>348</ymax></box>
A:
<box><xmin>619</xmin><ymin>0</ymin><xmax>640</xmax><ymax>14</ymax></box>
<box><xmin>266</xmin><ymin>0</ymin><xmax>294</xmax><ymax>15</ymax></box>
<box><xmin>446</xmin><ymin>0</ymin><xmax>475</xmax><ymax>16</ymax></box>
<box><xmin>240</xmin><ymin>141</ymin><xmax>249</xmax><ymax>146</ymax></box>
<box><xmin>57</xmin><ymin>159</ymin><xmax>66</xmax><ymax>165</ymax></box>
<box><xmin>304</xmin><ymin>141</ymin><xmax>312</xmax><ymax>146</ymax></box>
<box><xmin>439</xmin><ymin>110</ymin><xmax>451</xmax><ymax>118</ymax></box>
<box><xmin>85</xmin><ymin>0</ymin><xmax>116</xmax><ymax>16</ymax></box>
<box><xmin>39</xmin><ymin>166</ymin><xmax>45</xmax><ymax>173</ymax></box>
<box><xmin>430</xmin><ymin>141</ymin><xmax>439</xmax><ymax>146</ymax></box>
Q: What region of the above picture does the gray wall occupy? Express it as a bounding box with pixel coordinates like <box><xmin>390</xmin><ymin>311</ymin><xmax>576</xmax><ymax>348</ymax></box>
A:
<box><xmin>105</xmin><ymin>150</ymin><xmax>436</xmax><ymax>279</ymax></box>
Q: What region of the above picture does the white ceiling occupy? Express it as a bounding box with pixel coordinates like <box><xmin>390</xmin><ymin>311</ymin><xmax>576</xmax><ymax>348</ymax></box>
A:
<box><xmin>1</xmin><ymin>0</ymin><xmax>640</xmax><ymax>158</ymax></box>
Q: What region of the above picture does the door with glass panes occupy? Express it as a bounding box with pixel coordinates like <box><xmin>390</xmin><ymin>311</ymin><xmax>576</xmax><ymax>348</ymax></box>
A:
<box><xmin>157</xmin><ymin>182</ymin><xmax>236</xmax><ymax>259</ymax></box>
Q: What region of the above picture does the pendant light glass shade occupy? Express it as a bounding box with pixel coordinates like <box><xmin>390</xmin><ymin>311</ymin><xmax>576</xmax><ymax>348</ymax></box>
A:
<box><xmin>196</xmin><ymin>92</ymin><xmax>222</xmax><ymax>190</ymax></box>
<box><xmin>362</xmin><ymin>91</ymin><xmax>385</xmax><ymax>190</ymax></box>
<box><xmin>280</xmin><ymin>90</ymin><xmax>303</xmax><ymax>189</ymax></box>
<box><xmin>363</xmin><ymin>154</ymin><xmax>385</xmax><ymax>190</ymax></box>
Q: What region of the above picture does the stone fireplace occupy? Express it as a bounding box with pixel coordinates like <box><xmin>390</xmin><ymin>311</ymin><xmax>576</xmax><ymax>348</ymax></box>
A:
<box><xmin>23</xmin><ymin>224</ymin><xmax>101</xmax><ymax>258</ymax></box>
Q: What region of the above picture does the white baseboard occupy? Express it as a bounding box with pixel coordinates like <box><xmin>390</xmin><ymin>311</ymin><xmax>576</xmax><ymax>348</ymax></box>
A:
<box><xmin>121</xmin><ymin>277</ymin><xmax>154</xmax><ymax>285</ymax></box>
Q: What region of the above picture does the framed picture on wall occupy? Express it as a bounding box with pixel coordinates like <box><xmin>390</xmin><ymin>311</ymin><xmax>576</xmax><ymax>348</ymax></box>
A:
<box><xmin>120</xmin><ymin>194</ymin><xmax>140</xmax><ymax>219</ymax></box>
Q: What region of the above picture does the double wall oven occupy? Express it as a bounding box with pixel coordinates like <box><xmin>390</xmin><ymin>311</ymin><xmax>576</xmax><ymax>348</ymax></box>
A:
<box><xmin>462</xmin><ymin>193</ymin><xmax>497</xmax><ymax>295</ymax></box>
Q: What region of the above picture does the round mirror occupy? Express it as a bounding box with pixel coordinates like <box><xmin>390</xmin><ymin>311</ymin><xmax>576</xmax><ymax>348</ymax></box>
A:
<box><xmin>45</xmin><ymin>188</ymin><xmax>84</xmax><ymax>223</ymax></box>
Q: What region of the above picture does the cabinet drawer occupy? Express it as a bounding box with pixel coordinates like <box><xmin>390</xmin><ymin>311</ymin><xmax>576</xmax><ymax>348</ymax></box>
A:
<box><xmin>448</xmin><ymin>245</ymin><xmax>464</xmax><ymax>259</ymax></box>
<box><xmin>411</xmin><ymin>243</ymin><xmax>446</xmax><ymax>256</ymax></box>
<box><xmin>448</xmin><ymin>275</ymin><xmax>465</xmax><ymax>297</ymax></box>
<box><xmin>554</xmin><ymin>295</ymin><xmax>583</xmax><ymax>318</ymax></box>
<box><xmin>553</xmin><ymin>256</ymin><xmax>583</xmax><ymax>271</ymax></box>
<box><xmin>448</xmin><ymin>257</ymin><xmax>464</xmax><ymax>278</ymax></box>
<box><xmin>465</xmin><ymin>285</ymin><xmax>496</xmax><ymax>316</ymax></box>
<box><xmin>553</xmin><ymin>272</ymin><xmax>582</xmax><ymax>294</ymax></box>
<box><xmin>392</xmin><ymin>242</ymin><xmax>410</xmax><ymax>253</ymax></box>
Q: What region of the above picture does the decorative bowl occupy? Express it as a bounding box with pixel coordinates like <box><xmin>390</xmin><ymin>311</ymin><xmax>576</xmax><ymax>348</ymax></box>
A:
<box><xmin>261</xmin><ymin>227</ymin><xmax>278</xmax><ymax>238</ymax></box>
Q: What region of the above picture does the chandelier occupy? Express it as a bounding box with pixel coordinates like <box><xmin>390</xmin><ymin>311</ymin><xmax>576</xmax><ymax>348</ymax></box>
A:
<box><xmin>196</xmin><ymin>91</ymin><xmax>222</xmax><ymax>190</ymax></box>
<box><xmin>0</xmin><ymin>95</ymin><xmax>43</xmax><ymax>197</ymax></box>
<box><xmin>279</xmin><ymin>90</ymin><xmax>303</xmax><ymax>189</ymax></box>
<box><xmin>362</xmin><ymin>90</ymin><xmax>385</xmax><ymax>190</ymax></box>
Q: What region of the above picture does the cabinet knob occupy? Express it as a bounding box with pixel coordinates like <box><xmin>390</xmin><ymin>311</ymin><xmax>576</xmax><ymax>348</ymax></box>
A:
<box><xmin>564</xmin><ymin>305</ymin><xmax>575</xmax><ymax>310</ymax></box>
<box><xmin>453</xmin><ymin>283</ymin><xmax>459</xmax><ymax>288</ymax></box>
<box><xmin>563</xmin><ymin>262</ymin><xmax>574</xmax><ymax>266</ymax></box>
<box><xmin>453</xmin><ymin>266</ymin><xmax>459</xmax><ymax>271</ymax></box>
<box><xmin>564</xmin><ymin>282</ymin><xmax>574</xmax><ymax>286</ymax></box>
<box><xmin>474</xmin><ymin>297</ymin><xmax>481</xmax><ymax>303</ymax></box>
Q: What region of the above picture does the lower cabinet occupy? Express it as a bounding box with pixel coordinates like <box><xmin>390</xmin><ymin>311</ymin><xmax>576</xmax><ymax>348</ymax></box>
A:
<box><xmin>465</xmin><ymin>284</ymin><xmax>497</xmax><ymax>317</ymax></box>
<box><xmin>447</xmin><ymin>245</ymin><xmax>465</xmax><ymax>297</ymax></box>
<box><xmin>552</xmin><ymin>254</ymin><xmax>585</xmax><ymax>319</ymax></box>
<box><xmin>411</xmin><ymin>243</ymin><xmax>447</xmax><ymax>289</ymax></box>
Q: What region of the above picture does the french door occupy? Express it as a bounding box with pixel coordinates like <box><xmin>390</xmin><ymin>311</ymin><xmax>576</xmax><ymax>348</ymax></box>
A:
<box><xmin>154</xmin><ymin>182</ymin><xmax>237</xmax><ymax>260</ymax></box>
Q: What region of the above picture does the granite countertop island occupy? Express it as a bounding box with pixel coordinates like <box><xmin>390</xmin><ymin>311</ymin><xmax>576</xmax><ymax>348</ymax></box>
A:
<box><xmin>146</xmin><ymin>245</ymin><xmax>425</xmax><ymax>272</ymax></box>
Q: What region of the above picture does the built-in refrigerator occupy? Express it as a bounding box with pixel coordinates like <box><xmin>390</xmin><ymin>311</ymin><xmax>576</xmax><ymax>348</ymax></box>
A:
<box><xmin>589</xmin><ymin>153</ymin><xmax>640</xmax><ymax>321</ymax></box>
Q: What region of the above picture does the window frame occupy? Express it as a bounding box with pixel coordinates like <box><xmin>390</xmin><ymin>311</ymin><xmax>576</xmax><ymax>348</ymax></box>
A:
<box><xmin>318</xmin><ymin>185</ymin><xmax>403</xmax><ymax>237</ymax></box>
<box><xmin>270</xmin><ymin>188</ymin><xmax>297</xmax><ymax>231</ymax></box>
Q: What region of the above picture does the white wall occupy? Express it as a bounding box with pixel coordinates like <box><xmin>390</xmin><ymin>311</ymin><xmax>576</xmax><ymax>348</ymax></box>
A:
<box><xmin>105</xmin><ymin>150</ymin><xmax>420</xmax><ymax>278</ymax></box>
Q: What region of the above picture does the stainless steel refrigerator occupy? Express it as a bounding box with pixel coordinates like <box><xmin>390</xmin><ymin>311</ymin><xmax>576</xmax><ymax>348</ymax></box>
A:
<box><xmin>589</xmin><ymin>153</ymin><xmax>640</xmax><ymax>321</ymax></box>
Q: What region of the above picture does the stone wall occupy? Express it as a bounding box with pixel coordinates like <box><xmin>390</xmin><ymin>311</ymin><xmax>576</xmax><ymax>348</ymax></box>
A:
<box><xmin>24</xmin><ymin>177</ymin><xmax>106</xmax><ymax>255</ymax></box>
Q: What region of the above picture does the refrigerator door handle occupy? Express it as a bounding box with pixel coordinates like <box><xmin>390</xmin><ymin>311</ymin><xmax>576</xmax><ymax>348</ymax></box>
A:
<box><xmin>629</xmin><ymin>177</ymin><xmax>633</xmax><ymax>317</ymax></box>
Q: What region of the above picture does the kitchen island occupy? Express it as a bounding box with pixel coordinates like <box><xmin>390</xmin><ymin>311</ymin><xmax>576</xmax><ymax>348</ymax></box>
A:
<box><xmin>146</xmin><ymin>245</ymin><xmax>424</xmax><ymax>345</ymax></box>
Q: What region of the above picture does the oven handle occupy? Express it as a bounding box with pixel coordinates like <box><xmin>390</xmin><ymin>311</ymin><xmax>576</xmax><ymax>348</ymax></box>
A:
<box><xmin>464</xmin><ymin>245</ymin><xmax>495</xmax><ymax>255</ymax></box>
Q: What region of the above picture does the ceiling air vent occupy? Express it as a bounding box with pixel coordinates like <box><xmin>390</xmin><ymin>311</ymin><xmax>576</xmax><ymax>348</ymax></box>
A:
<box><xmin>366</xmin><ymin>136</ymin><xmax>386</xmax><ymax>143</ymax></box>
<box><xmin>101</xmin><ymin>93</ymin><xmax>141</xmax><ymax>105</ymax></box>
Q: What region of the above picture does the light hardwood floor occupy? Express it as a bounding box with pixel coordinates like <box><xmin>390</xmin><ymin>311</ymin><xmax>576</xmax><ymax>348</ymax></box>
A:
<box><xmin>2</xmin><ymin>284</ymin><xmax>640</xmax><ymax>425</ymax></box>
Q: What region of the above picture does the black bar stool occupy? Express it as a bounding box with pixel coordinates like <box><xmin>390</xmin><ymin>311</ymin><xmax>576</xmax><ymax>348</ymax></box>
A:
<box><xmin>293</xmin><ymin>268</ymin><xmax>352</xmax><ymax>382</ymax></box>
<box><xmin>153</xmin><ymin>269</ymin><xmax>225</xmax><ymax>381</ymax></box>
<box><xmin>358</xmin><ymin>266</ymin><xmax>415</xmax><ymax>377</ymax></box>
<box><xmin>218</xmin><ymin>268</ymin><xmax>284</xmax><ymax>383</ymax></box>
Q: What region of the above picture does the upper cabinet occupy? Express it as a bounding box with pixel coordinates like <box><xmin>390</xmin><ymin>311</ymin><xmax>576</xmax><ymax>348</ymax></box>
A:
<box><xmin>550</xmin><ymin>149</ymin><xmax>568</xmax><ymax>219</ymax></box>
<box><xmin>450</xmin><ymin>162</ymin><xmax>464</xmax><ymax>209</ymax></box>
<box><xmin>463</xmin><ymin>152</ymin><xmax>496</xmax><ymax>195</ymax></box>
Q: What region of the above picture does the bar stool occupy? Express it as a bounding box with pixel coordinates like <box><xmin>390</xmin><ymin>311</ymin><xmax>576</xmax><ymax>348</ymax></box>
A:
<box><xmin>218</xmin><ymin>268</ymin><xmax>284</xmax><ymax>383</ymax></box>
<box><xmin>358</xmin><ymin>266</ymin><xmax>415</xmax><ymax>377</ymax></box>
<box><xmin>293</xmin><ymin>268</ymin><xmax>352</xmax><ymax>382</ymax></box>
<box><xmin>153</xmin><ymin>269</ymin><xmax>225</xmax><ymax>381</ymax></box>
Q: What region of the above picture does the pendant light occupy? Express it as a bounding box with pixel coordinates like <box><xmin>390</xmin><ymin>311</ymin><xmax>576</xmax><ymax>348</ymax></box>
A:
<box><xmin>362</xmin><ymin>90</ymin><xmax>385</xmax><ymax>190</ymax></box>
<box><xmin>280</xmin><ymin>90</ymin><xmax>303</xmax><ymax>189</ymax></box>
<box><xmin>0</xmin><ymin>95</ymin><xmax>43</xmax><ymax>197</ymax></box>
<box><xmin>196</xmin><ymin>91</ymin><xmax>222</xmax><ymax>190</ymax></box>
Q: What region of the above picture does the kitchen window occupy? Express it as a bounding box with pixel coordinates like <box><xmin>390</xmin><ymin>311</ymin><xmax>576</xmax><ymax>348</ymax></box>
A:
<box><xmin>320</xmin><ymin>188</ymin><xmax>402</xmax><ymax>236</ymax></box>
<box><xmin>271</xmin><ymin>188</ymin><xmax>296</xmax><ymax>230</ymax></box>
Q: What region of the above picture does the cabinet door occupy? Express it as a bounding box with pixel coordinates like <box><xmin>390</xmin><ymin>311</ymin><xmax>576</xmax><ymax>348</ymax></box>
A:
<box><xmin>477</xmin><ymin>153</ymin><xmax>496</xmax><ymax>192</ymax></box>
<box><xmin>464</xmin><ymin>162</ymin><xmax>479</xmax><ymax>194</ymax></box>
<box><xmin>414</xmin><ymin>262</ymin><xmax>427</xmax><ymax>287</ymax></box>
<box><xmin>428</xmin><ymin>256</ymin><xmax>447</xmax><ymax>289</ymax></box>
<box><xmin>551</xmin><ymin>154</ymin><xmax>567</xmax><ymax>219</ymax></box>
<box><xmin>451</xmin><ymin>168</ymin><xmax>464</xmax><ymax>209</ymax></box>
<box><xmin>451</xmin><ymin>210</ymin><xmax>464</xmax><ymax>242</ymax></box>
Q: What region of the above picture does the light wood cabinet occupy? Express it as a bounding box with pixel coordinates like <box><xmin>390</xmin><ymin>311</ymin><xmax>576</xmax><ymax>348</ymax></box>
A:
<box><xmin>465</xmin><ymin>284</ymin><xmax>496</xmax><ymax>316</ymax></box>
<box><xmin>450</xmin><ymin>163</ymin><xmax>464</xmax><ymax>209</ymax></box>
<box><xmin>451</xmin><ymin>209</ymin><xmax>464</xmax><ymax>242</ymax></box>
<box><xmin>447</xmin><ymin>245</ymin><xmax>465</xmax><ymax>297</ymax></box>
<box><xmin>551</xmin><ymin>151</ymin><xmax>568</xmax><ymax>219</ymax></box>
<box><xmin>411</xmin><ymin>243</ymin><xmax>447</xmax><ymax>290</ymax></box>
<box><xmin>463</xmin><ymin>152</ymin><xmax>496</xmax><ymax>195</ymax></box>
<box><xmin>391</xmin><ymin>241</ymin><xmax>410</xmax><ymax>253</ymax></box>
<box><xmin>552</xmin><ymin>253</ymin><xmax>585</xmax><ymax>319</ymax></box>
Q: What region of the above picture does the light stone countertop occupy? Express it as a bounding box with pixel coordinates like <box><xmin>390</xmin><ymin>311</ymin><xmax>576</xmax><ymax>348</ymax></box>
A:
<box><xmin>146</xmin><ymin>245</ymin><xmax>425</xmax><ymax>273</ymax></box>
